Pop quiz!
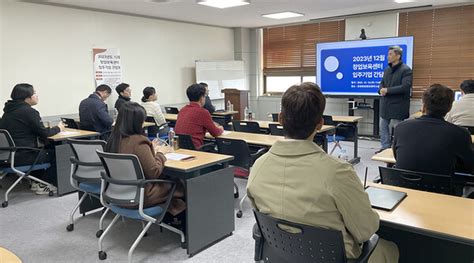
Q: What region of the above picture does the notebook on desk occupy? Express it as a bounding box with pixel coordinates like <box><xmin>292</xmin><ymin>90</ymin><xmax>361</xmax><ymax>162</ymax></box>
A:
<box><xmin>363</xmin><ymin>167</ymin><xmax>407</xmax><ymax>211</ymax></box>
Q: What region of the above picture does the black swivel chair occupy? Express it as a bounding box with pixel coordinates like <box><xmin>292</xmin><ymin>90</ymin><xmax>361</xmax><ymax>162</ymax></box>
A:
<box><xmin>176</xmin><ymin>134</ymin><xmax>215</xmax><ymax>152</ymax></box>
<box><xmin>268</xmin><ymin>124</ymin><xmax>285</xmax><ymax>136</ymax></box>
<box><xmin>379</xmin><ymin>166</ymin><xmax>455</xmax><ymax>195</ymax></box>
<box><xmin>164</xmin><ymin>107</ymin><xmax>179</xmax><ymax>114</ymax></box>
<box><xmin>232</xmin><ymin>120</ymin><xmax>261</xmax><ymax>134</ymax></box>
<box><xmin>216</xmin><ymin>138</ymin><xmax>267</xmax><ymax>218</ymax></box>
<box><xmin>323</xmin><ymin>115</ymin><xmax>354</xmax><ymax>155</ymax></box>
<box><xmin>252</xmin><ymin>210</ymin><xmax>379</xmax><ymax>263</ymax></box>
<box><xmin>145</xmin><ymin>116</ymin><xmax>169</xmax><ymax>140</ymax></box>
<box><xmin>61</xmin><ymin>117</ymin><xmax>80</xmax><ymax>129</ymax></box>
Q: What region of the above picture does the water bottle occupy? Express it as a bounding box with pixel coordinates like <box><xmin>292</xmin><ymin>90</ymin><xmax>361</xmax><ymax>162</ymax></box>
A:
<box><xmin>244</xmin><ymin>107</ymin><xmax>249</xmax><ymax>120</ymax></box>
<box><xmin>227</xmin><ymin>100</ymin><xmax>231</xmax><ymax>111</ymax></box>
<box><xmin>168</xmin><ymin>128</ymin><xmax>175</xmax><ymax>150</ymax></box>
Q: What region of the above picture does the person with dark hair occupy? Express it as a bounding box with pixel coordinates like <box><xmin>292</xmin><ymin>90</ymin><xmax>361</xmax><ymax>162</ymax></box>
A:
<box><xmin>0</xmin><ymin>83</ymin><xmax>65</xmax><ymax>194</ymax></box>
<box><xmin>140</xmin><ymin>87</ymin><xmax>166</xmax><ymax>127</ymax></box>
<box><xmin>114</xmin><ymin>82</ymin><xmax>132</xmax><ymax>111</ymax></box>
<box><xmin>247</xmin><ymin>82</ymin><xmax>399</xmax><ymax>263</ymax></box>
<box><xmin>105</xmin><ymin>102</ymin><xmax>185</xmax><ymax>215</ymax></box>
<box><xmin>445</xmin><ymin>79</ymin><xmax>474</xmax><ymax>126</ymax></box>
<box><xmin>175</xmin><ymin>83</ymin><xmax>223</xmax><ymax>149</ymax></box>
<box><xmin>79</xmin><ymin>84</ymin><xmax>113</xmax><ymax>133</ymax></box>
<box><xmin>199</xmin><ymin>82</ymin><xmax>215</xmax><ymax>114</ymax></box>
<box><xmin>393</xmin><ymin>84</ymin><xmax>473</xmax><ymax>175</ymax></box>
<box><xmin>377</xmin><ymin>45</ymin><xmax>413</xmax><ymax>153</ymax></box>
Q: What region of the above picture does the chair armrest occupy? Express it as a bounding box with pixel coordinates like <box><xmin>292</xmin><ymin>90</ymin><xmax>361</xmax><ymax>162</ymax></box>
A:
<box><xmin>69</xmin><ymin>157</ymin><xmax>102</xmax><ymax>167</ymax></box>
<box><xmin>349</xmin><ymin>234</ymin><xmax>379</xmax><ymax>263</ymax></box>
<box><xmin>142</xmin><ymin>178</ymin><xmax>178</xmax><ymax>222</ymax></box>
<box><xmin>199</xmin><ymin>142</ymin><xmax>216</xmax><ymax>152</ymax></box>
<box><xmin>252</xmin><ymin>223</ymin><xmax>264</xmax><ymax>261</ymax></box>
<box><xmin>250</xmin><ymin>147</ymin><xmax>268</xmax><ymax>164</ymax></box>
<box><xmin>100</xmin><ymin>171</ymin><xmax>145</xmax><ymax>186</ymax></box>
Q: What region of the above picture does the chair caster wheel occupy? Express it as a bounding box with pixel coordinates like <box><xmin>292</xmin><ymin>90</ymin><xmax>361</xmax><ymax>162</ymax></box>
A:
<box><xmin>98</xmin><ymin>251</ymin><xmax>107</xmax><ymax>260</ymax></box>
<box><xmin>236</xmin><ymin>210</ymin><xmax>243</xmax><ymax>218</ymax></box>
<box><xmin>1</xmin><ymin>201</ymin><xmax>8</xmax><ymax>208</ymax></box>
<box><xmin>66</xmin><ymin>224</ymin><xmax>74</xmax><ymax>232</ymax></box>
<box><xmin>234</xmin><ymin>192</ymin><xmax>239</xmax><ymax>198</ymax></box>
<box><xmin>96</xmin><ymin>230</ymin><xmax>104</xmax><ymax>238</ymax></box>
<box><xmin>49</xmin><ymin>191</ymin><xmax>54</xmax><ymax>197</ymax></box>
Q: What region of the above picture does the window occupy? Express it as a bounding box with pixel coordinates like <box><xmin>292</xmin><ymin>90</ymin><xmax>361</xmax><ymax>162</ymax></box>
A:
<box><xmin>263</xmin><ymin>20</ymin><xmax>345</xmax><ymax>94</ymax></box>
<box><xmin>399</xmin><ymin>5</ymin><xmax>474</xmax><ymax>98</ymax></box>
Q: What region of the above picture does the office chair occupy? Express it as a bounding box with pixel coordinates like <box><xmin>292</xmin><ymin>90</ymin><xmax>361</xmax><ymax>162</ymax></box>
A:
<box><xmin>96</xmin><ymin>150</ymin><xmax>185</xmax><ymax>262</ymax></box>
<box><xmin>268</xmin><ymin>123</ymin><xmax>285</xmax><ymax>136</ymax></box>
<box><xmin>215</xmin><ymin>138</ymin><xmax>267</xmax><ymax>218</ymax></box>
<box><xmin>212</xmin><ymin>116</ymin><xmax>231</xmax><ymax>130</ymax></box>
<box><xmin>176</xmin><ymin>133</ymin><xmax>215</xmax><ymax>152</ymax></box>
<box><xmin>61</xmin><ymin>117</ymin><xmax>80</xmax><ymax>129</ymax></box>
<box><xmin>0</xmin><ymin>129</ymin><xmax>54</xmax><ymax>208</ymax></box>
<box><xmin>379</xmin><ymin>166</ymin><xmax>455</xmax><ymax>195</ymax></box>
<box><xmin>252</xmin><ymin>210</ymin><xmax>379</xmax><ymax>263</ymax></box>
<box><xmin>232</xmin><ymin>120</ymin><xmax>261</xmax><ymax>134</ymax></box>
<box><xmin>164</xmin><ymin>107</ymin><xmax>179</xmax><ymax>114</ymax></box>
<box><xmin>145</xmin><ymin>116</ymin><xmax>169</xmax><ymax>140</ymax></box>
<box><xmin>66</xmin><ymin>139</ymin><xmax>110</xmax><ymax>236</ymax></box>
<box><xmin>323</xmin><ymin>115</ymin><xmax>353</xmax><ymax>155</ymax></box>
<box><xmin>271</xmin><ymin>113</ymin><xmax>279</xmax><ymax>122</ymax></box>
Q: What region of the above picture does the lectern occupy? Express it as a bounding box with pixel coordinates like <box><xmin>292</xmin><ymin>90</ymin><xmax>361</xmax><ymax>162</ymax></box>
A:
<box><xmin>221</xmin><ymin>89</ymin><xmax>249</xmax><ymax>120</ymax></box>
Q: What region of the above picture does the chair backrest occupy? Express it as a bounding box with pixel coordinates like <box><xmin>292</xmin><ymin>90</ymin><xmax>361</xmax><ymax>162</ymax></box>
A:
<box><xmin>97</xmin><ymin>150</ymin><xmax>145</xmax><ymax>205</ymax></box>
<box><xmin>268</xmin><ymin>123</ymin><xmax>285</xmax><ymax>136</ymax></box>
<box><xmin>165</xmin><ymin>107</ymin><xmax>179</xmax><ymax>114</ymax></box>
<box><xmin>271</xmin><ymin>113</ymin><xmax>279</xmax><ymax>122</ymax></box>
<box><xmin>216</xmin><ymin>138</ymin><xmax>251</xmax><ymax>169</ymax></box>
<box><xmin>253</xmin><ymin>210</ymin><xmax>347</xmax><ymax>263</ymax></box>
<box><xmin>0</xmin><ymin>129</ymin><xmax>15</xmax><ymax>163</ymax></box>
<box><xmin>176</xmin><ymin>134</ymin><xmax>196</xmax><ymax>150</ymax></box>
<box><xmin>145</xmin><ymin>116</ymin><xmax>160</xmax><ymax>136</ymax></box>
<box><xmin>232</xmin><ymin>120</ymin><xmax>261</xmax><ymax>134</ymax></box>
<box><xmin>61</xmin><ymin>117</ymin><xmax>80</xmax><ymax>129</ymax></box>
<box><xmin>379</xmin><ymin>166</ymin><xmax>454</xmax><ymax>195</ymax></box>
<box><xmin>323</xmin><ymin>115</ymin><xmax>335</xmax><ymax>126</ymax></box>
<box><xmin>461</xmin><ymin>126</ymin><xmax>474</xmax><ymax>135</ymax></box>
<box><xmin>68</xmin><ymin>139</ymin><xmax>106</xmax><ymax>182</ymax></box>
<box><xmin>212</xmin><ymin>116</ymin><xmax>227</xmax><ymax>127</ymax></box>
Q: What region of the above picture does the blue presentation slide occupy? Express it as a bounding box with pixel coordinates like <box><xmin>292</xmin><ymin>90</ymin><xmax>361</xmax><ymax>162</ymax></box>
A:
<box><xmin>316</xmin><ymin>37</ymin><xmax>413</xmax><ymax>96</ymax></box>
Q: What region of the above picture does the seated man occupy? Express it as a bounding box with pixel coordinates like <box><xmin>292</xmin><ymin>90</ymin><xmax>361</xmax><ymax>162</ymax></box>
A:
<box><xmin>79</xmin><ymin>84</ymin><xmax>113</xmax><ymax>134</ymax></box>
<box><xmin>445</xmin><ymin>79</ymin><xmax>474</xmax><ymax>127</ymax></box>
<box><xmin>0</xmin><ymin>83</ymin><xmax>65</xmax><ymax>194</ymax></box>
<box><xmin>199</xmin><ymin>82</ymin><xmax>215</xmax><ymax>114</ymax></box>
<box><xmin>114</xmin><ymin>82</ymin><xmax>132</xmax><ymax>112</ymax></box>
<box><xmin>393</xmin><ymin>84</ymin><xmax>473</xmax><ymax>175</ymax></box>
<box><xmin>175</xmin><ymin>83</ymin><xmax>223</xmax><ymax>149</ymax></box>
<box><xmin>247</xmin><ymin>82</ymin><xmax>399</xmax><ymax>263</ymax></box>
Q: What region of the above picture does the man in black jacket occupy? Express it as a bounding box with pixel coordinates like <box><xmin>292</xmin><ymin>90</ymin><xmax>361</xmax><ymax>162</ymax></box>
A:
<box><xmin>393</xmin><ymin>84</ymin><xmax>473</xmax><ymax>176</ymax></box>
<box><xmin>114</xmin><ymin>82</ymin><xmax>132</xmax><ymax>112</ymax></box>
<box><xmin>200</xmin><ymin>82</ymin><xmax>215</xmax><ymax>114</ymax></box>
<box><xmin>0</xmin><ymin>83</ymin><xmax>65</xmax><ymax>194</ymax></box>
<box><xmin>79</xmin><ymin>84</ymin><xmax>113</xmax><ymax>133</ymax></box>
<box><xmin>378</xmin><ymin>46</ymin><xmax>413</xmax><ymax>152</ymax></box>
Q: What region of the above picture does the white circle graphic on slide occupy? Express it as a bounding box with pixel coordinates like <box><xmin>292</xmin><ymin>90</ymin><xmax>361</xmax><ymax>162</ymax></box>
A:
<box><xmin>336</xmin><ymin>72</ymin><xmax>343</xmax><ymax>79</ymax></box>
<box><xmin>324</xmin><ymin>56</ymin><xmax>339</xmax><ymax>72</ymax></box>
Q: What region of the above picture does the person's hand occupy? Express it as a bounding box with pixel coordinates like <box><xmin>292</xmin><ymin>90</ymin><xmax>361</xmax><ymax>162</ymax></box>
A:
<box><xmin>155</xmin><ymin>145</ymin><xmax>173</xmax><ymax>154</ymax></box>
<box><xmin>380</xmin><ymin>88</ymin><xmax>388</xmax><ymax>96</ymax></box>
<box><xmin>57</xmin><ymin>121</ymin><xmax>66</xmax><ymax>132</ymax></box>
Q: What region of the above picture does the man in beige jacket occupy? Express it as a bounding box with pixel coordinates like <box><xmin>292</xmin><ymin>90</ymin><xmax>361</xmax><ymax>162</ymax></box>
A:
<box><xmin>247</xmin><ymin>82</ymin><xmax>399</xmax><ymax>263</ymax></box>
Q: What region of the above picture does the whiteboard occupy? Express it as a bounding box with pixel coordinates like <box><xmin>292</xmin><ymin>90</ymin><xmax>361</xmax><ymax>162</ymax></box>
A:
<box><xmin>196</xmin><ymin>61</ymin><xmax>246</xmax><ymax>100</ymax></box>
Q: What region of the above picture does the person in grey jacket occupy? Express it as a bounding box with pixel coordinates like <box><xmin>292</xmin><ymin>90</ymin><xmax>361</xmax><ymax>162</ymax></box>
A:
<box><xmin>79</xmin><ymin>84</ymin><xmax>113</xmax><ymax>133</ymax></box>
<box><xmin>377</xmin><ymin>45</ymin><xmax>413</xmax><ymax>152</ymax></box>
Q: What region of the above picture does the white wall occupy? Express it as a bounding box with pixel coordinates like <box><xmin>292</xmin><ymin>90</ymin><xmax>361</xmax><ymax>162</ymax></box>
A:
<box><xmin>0</xmin><ymin>0</ymin><xmax>234</xmax><ymax>116</ymax></box>
<box><xmin>345</xmin><ymin>13</ymin><xmax>399</xmax><ymax>40</ymax></box>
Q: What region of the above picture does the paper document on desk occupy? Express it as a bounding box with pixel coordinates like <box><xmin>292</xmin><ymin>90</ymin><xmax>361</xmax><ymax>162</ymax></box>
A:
<box><xmin>59</xmin><ymin>131</ymin><xmax>81</xmax><ymax>136</ymax></box>
<box><xmin>165</xmin><ymin>153</ymin><xmax>195</xmax><ymax>161</ymax></box>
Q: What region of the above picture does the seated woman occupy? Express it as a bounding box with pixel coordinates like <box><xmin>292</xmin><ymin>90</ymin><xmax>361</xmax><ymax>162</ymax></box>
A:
<box><xmin>0</xmin><ymin>83</ymin><xmax>65</xmax><ymax>194</ymax></box>
<box><xmin>140</xmin><ymin>86</ymin><xmax>169</xmax><ymax>137</ymax></box>
<box><xmin>247</xmin><ymin>82</ymin><xmax>399</xmax><ymax>263</ymax></box>
<box><xmin>105</xmin><ymin>102</ymin><xmax>185</xmax><ymax>216</ymax></box>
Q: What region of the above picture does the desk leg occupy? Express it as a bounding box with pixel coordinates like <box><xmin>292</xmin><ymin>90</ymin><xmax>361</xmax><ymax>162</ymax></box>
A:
<box><xmin>54</xmin><ymin>143</ymin><xmax>76</xmax><ymax>196</ymax></box>
<box><xmin>184</xmin><ymin>167</ymin><xmax>234</xmax><ymax>256</ymax></box>
<box><xmin>348</xmin><ymin>123</ymin><xmax>360</xmax><ymax>165</ymax></box>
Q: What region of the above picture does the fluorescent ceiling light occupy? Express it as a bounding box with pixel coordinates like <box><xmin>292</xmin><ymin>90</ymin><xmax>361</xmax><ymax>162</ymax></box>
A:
<box><xmin>197</xmin><ymin>0</ymin><xmax>250</xmax><ymax>9</ymax></box>
<box><xmin>262</xmin><ymin>11</ymin><xmax>304</xmax><ymax>20</ymax></box>
<box><xmin>394</xmin><ymin>0</ymin><xmax>416</xmax><ymax>3</ymax></box>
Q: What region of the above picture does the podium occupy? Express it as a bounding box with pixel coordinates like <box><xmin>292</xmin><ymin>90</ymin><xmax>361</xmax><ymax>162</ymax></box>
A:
<box><xmin>222</xmin><ymin>89</ymin><xmax>249</xmax><ymax>120</ymax></box>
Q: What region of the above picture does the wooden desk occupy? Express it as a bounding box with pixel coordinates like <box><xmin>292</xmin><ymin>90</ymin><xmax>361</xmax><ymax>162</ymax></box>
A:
<box><xmin>164</xmin><ymin>113</ymin><xmax>177</xmax><ymax>121</ymax></box>
<box><xmin>371</xmin><ymin>148</ymin><xmax>396</xmax><ymax>164</ymax></box>
<box><xmin>0</xmin><ymin>247</ymin><xmax>21</xmax><ymax>263</ymax></box>
<box><xmin>162</xmin><ymin>149</ymin><xmax>235</xmax><ymax>256</ymax></box>
<box><xmin>410</xmin><ymin>111</ymin><xmax>423</xmax><ymax>119</ymax></box>
<box><xmin>48</xmin><ymin>129</ymin><xmax>100</xmax><ymax>195</ymax></box>
<box><xmin>212</xmin><ymin>110</ymin><xmax>239</xmax><ymax>116</ymax></box>
<box><xmin>252</xmin><ymin>120</ymin><xmax>335</xmax><ymax>133</ymax></box>
<box><xmin>331</xmin><ymin>115</ymin><xmax>363</xmax><ymax>123</ymax></box>
<box><xmin>372</xmin><ymin>183</ymin><xmax>474</xmax><ymax>262</ymax></box>
<box><xmin>208</xmin><ymin>131</ymin><xmax>283</xmax><ymax>147</ymax></box>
